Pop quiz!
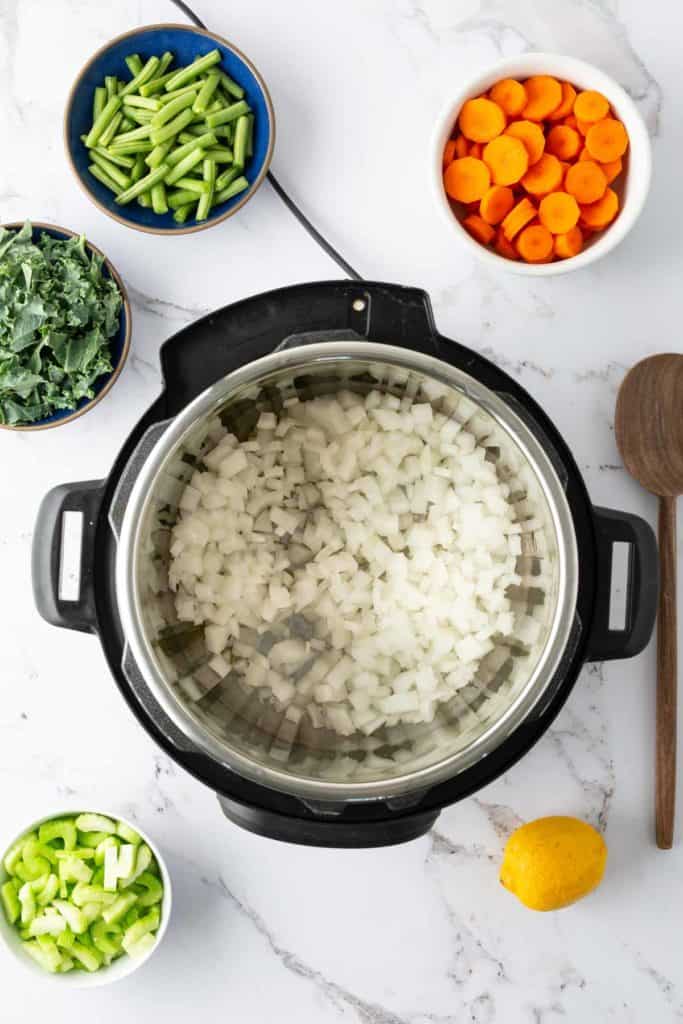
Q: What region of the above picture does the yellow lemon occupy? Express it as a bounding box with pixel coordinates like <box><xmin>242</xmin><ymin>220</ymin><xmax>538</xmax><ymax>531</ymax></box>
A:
<box><xmin>500</xmin><ymin>816</ymin><xmax>607</xmax><ymax>911</ymax></box>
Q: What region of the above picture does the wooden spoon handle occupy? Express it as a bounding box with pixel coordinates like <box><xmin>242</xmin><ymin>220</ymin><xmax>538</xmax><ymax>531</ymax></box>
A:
<box><xmin>656</xmin><ymin>494</ymin><xmax>677</xmax><ymax>849</ymax></box>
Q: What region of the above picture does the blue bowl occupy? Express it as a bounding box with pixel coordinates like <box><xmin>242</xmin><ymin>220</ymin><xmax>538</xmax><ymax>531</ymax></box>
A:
<box><xmin>0</xmin><ymin>223</ymin><xmax>131</xmax><ymax>431</ymax></box>
<box><xmin>64</xmin><ymin>24</ymin><xmax>275</xmax><ymax>235</ymax></box>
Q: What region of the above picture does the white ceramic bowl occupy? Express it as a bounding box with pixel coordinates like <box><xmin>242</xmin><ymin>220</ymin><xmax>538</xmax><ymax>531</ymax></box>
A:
<box><xmin>0</xmin><ymin>809</ymin><xmax>172</xmax><ymax>988</ymax></box>
<box><xmin>431</xmin><ymin>52</ymin><xmax>652</xmax><ymax>275</ymax></box>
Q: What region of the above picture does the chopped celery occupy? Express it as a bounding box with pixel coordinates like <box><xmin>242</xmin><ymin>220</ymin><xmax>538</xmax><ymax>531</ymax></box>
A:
<box><xmin>55</xmin><ymin>847</ymin><xmax>95</xmax><ymax>861</ymax></box>
<box><xmin>133</xmin><ymin>871</ymin><xmax>163</xmax><ymax>907</ymax></box>
<box><xmin>78</xmin><ymin>831</ymin><xmax>110</xmax><ymax>849</ymax></box>
<box><xmin>121</xmin><ymin>844</ymin><xmax>152</xmax><ymax>887</ymax></box>
<box><xmin>59</xmin><ymin>956</ymin><xmax>75</xmax><ymax>973</ymax></box>
<box><xmin>122</xmin><ymin>905</ymin><xmax>140</xmax><ymax>928</ymax></box>
<box><xmin>39</xmin><ymin>819</ymin><xmax>77</xmax><ymax>850</ymax></box>
<box><xmin>127</xmin><ymin>932</ymin><xmax>157</xmax><ymax>959</ymax></box>
<box><xmin>18</xmin><ymin>882</ymin><xmax>36</xmax><ymax>925</ymax></box>
<box><xmin>35</xmin><ymin>873</ymin><xmax>59</xmax><ymax>906</ymax></box>
<box><xmin>14</xmin><ymin>855</ymin><xmax>51</xmax><ymax>883</ymax></box>
<box><xmin>52</xmin><ymin>899</ymin><xmax>87</xmax><ymax>934</ymax></box>
<box><xmin>23</xmin><ymin>839</ymin><xmax>58</xmax><ymax>866</ymax></box>
<box><xmin>75</xmin><ymin>814</ymin><xmax>116</xmax><ymax>835</ymax></box>
<box><xmin>117</xmin><ymin>845</ymin><xmax>136</xmax><ymax>880</ymax></box>
<box><xmin>3</xmin><ymin>836</ymin><xmax>32</xmax><ymax>874</ymax></box>
<box><xmin>28</xmin><ymin>911</ymin><xmax>67</xmax><ymax>937</ymax></box>
<box><xmin>71</xmin><ymin>940</ymin><xmax>103</xmax><ymax>972</ymax></box>
<box><xmin>95</xmin><ymin>835</ymin><xmax>120</xmax><ymax>866</ymax></box>
<box><xmin>102</xmin><ymin>891</ymin><xmax>138</xmax><ymax>925</ymax></box>
<box><xmin>1</xmin><ymin>880</ymin><xmax>20</xmax><ymax>924</ymax></box>
<box><xmin>80</xmin><ymin>902</ymin><xmax>102</xmax><ymax>925</ymax></box>
<box><xmin>91</xmin><ymin>919</ymin><xmax>123</xmax><ymax>956</ymax></box>
<box><xmin>70</xmin><ymin>883</ymin><xmax>116</xmax><ymax>907</ymax></box>
<box><xmin>59</xmin><ymin>856</ymin><xmax>93</xmax><ymax>884</ymax></box>
<box><xmin>57</xmin><ymin>927</ymin><xmax>75</xmax><ymax>950</ymax></box>
<box><xmin>121</xmin><ymin>907</ymin><xmax>160</xmax><ymax>953</ymax></box>
<box><xmin>23</xmin><ymin>938</ymin><xmax>62</xmax><ymax>973</ymax></box>
<box><xmin>103</xmin><ymin>846</ymin><xmax>119</xmax><ymax>891</ymax></box>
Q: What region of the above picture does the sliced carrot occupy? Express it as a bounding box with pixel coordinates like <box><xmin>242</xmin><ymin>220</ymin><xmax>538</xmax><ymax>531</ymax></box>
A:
<box><xmin>462</xmin><ymin>214</ymin><xmax>495</xmax><ymax>245</ymax></box>
<box><xmin>565</xmin><ymin>160</ymin><xmax>607</xmax><ymax>204</ymax></box>
<box><xmin>573</xmin><ymin>90</ymin><xmax>610</xmax><ymax>124</ymax></box>
<box><xmin>480</xmin><ymin>185</ymin><xmax>515</xmax><ymax>225</ymax></box>
<box><xmin>558</xmin><ymin>160</ymin><xmax>571</xmax><ymax>184</ymax></box>
<box><xmin>495</xmin><ymin>228</ymin><xmax>519</xmax><ymax>260</ymax></box>
<box><xmin>538</xmin><ymin>191</ymin><xmax>580</xmax><ymax>234</ymax></box>
<box><xmin>517</xmin><ymin>223</ymin><xmax>554</xmax><ymax>262</ymax></box>
<box><xmin>521</xmin><ymin>75</ymin><xmax>562</xmax><ymax>120</ymax></box>
<box><xmin>482</xmin><ymin>134</ymin><xmax>529</xmax><ymax>185</ymax></box>
<box><xmin>520</xmin><ymin>153</ymin><xmax>563</xmax><ymax>196</ymax></box>
<box><xmin>458</xmin><ymin>97</ymin><xmax>506</xmax><ymax>142</ymax></box>
<box><xmin>504</xmin><ymin>120</ymin><xmax>545</xmax><ymax>165</ymax></box>
<box><xmin>554</xmin><ymin>225</ymin><xmax>583</xmax><ymax>259</ymax></box>
<box><xmin>501</xmin><ymin>197</ymin><xmax>537</xmax><ymax>240</ymax></box>
<box><xmin>599</xmin><ymin>155</ymin><xmax>623</xmax><ymax>184</ymax></box>
<box><xmin>564</xmin><ymin>114</ymin><xmax>578</xmax><ymax>129</ymax></box>
<box><xmin>546</xmin><ymin>124</ymin><xmax>580</xmax><ymax>160</ymax></box>
<box><xmin>469</xmin><ymin>142</ymin><xmax>483</xmax><ymax>159</ymax></box>
<box><xmin>443</xmin><ymin>157</ymin><xmax>491</xmax><ymax>203</ymax></box>
<box><xmin>578</xmin><ymin>146</ymin><xmax>590</xmax><ymax>161</ymax></box>
<box><xmin>454</xmin><ymin>135</ymin><xmax>469</xmax><ymax>159</ymax></box>
<box><xmin>576</xmin><ymin>118</ymin><xmax>592</xmax><ymax>137</ymax></box>
<box><xmin>548</xmin><ymin>81</ymin><xmax>577</xmax><ymax>121</ymax></box>
<box><xmin>585</xmin><ymin>118</ymin><xmax>629</xmax><ymax>162</ymax></box>
<box><xmin>443</xmin><ymin>139</ymin><xmax>457</xmax><ymax>169</ymax></box>
<box><xmin>489</xmin><ymin>79</ymin><xmax>527</xmax><ymax>117</ymax></box>
<box><xmin>579</xmin><ymin>187</ymin><xmax>619</xmax><ymax>229</ymax></box>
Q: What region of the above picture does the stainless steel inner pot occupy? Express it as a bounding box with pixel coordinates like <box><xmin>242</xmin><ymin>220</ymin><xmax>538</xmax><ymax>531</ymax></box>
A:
<box><xmin>112</xmin><ymin>339</ymin><xmax>579</xmax><ymax>801</ymax></box>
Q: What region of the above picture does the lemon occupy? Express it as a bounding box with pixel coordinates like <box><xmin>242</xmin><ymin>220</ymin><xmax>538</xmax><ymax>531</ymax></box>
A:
<box><xmin>500</xmin><ymin>816</ymin><xmax>607</xmax><ymax>911</ymax></box>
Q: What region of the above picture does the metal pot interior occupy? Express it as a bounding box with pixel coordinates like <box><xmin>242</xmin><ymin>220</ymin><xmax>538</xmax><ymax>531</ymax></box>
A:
<box><xmin>125</xmin><ymin>344</ymin><xmax>577</xmax><ymax>798</ymax></box>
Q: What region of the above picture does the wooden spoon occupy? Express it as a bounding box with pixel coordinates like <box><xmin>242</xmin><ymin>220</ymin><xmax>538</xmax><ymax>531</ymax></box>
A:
<box><xmin>615</xmin><ymin>353</ymin><xmax>683</xmax><ymax>849</ymax></box>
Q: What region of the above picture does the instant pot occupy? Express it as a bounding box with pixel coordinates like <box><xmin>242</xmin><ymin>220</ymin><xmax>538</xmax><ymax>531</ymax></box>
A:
<box><xmin>32</xmin><ymin>281</ymin><xmax>658</xmax><ymax>847</ymax></box>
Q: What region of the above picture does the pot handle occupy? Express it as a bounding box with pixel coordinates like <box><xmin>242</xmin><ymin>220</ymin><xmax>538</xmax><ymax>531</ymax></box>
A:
<box><xmin>32</xmin><ymin>479</ymin><xmax>104</xmax><ymax>634</ymax></box>
<box><xmin>586</xmin><ymin>506</ymin><xmax>659</xmax><ymax>661</ymax></box>
<box><xmin>216</xmin><ymin>793</ymin><xmax>440</xmax><ymax>848</ymax></box>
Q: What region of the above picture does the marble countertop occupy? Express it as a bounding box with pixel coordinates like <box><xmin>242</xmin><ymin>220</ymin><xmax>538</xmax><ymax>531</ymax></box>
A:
<box><xmin>1</xmin><ymin>0</ymin><xmax>682</xmax><ymax>1020</ymax></box>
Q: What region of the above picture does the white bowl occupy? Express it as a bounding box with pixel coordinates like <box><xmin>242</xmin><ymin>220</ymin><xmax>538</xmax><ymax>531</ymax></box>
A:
<box><xmin>0</xmin><ymin>809</ymin><xmax>172</xmax><ymax>988</ymax></box>
<box><xmin>431</xmin><ymin>52</ymin><xmax>652</xmax><ymax>275</ymax></box>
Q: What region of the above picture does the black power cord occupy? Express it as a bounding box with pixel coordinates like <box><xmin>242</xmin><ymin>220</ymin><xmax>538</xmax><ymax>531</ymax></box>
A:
<box><xmin>169</xmin><ymin>0</ymin><xmax>362</xmax><ymax>280</ymax></box>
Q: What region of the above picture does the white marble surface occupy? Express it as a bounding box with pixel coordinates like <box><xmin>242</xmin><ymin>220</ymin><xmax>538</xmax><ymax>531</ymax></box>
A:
<box><xmin>1</xmin><ymin>0</ymin><xmax>682</xmax><ymax>1020</ymax></box>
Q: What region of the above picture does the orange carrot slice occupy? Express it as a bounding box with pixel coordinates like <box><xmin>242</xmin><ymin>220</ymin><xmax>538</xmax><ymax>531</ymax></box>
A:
<box><xmin>579</xmin><ymin>187</ymin><xmax>619</xmax><ymax>229</ymax></box>
<box><xmin>565</xmin><ymin>160</ymin><xmax>607</xmax><ymax>204</ymax></box>
<box><xmin>504</xmin><ymin>120</ymin><xmax>545</xmax><ymax>165</ymax></box>
<box><xmin>554</xmin><ymin>225</ymin><xmax>583</xmax><ymax>259</ymax></box>
<box><xmin>564</xmin><ymin>114</ymin><xmax>578</xmax><ymax>130</ymax></box>
<box><xmin>520</xmin><ymin>153</ymin><xmax>563</xmax><ymax>196</ymax></box>
<box><xmin>462</xmin><ymin>214</ymin><xmax>495</xmax><ymax>245</ymax></box>
<box><xmin>546</xmin><ymin>124</ymin><xmax>581</xmax><ymax>160</ymax></box>
<box><xmin>521</xmin><ymin>76</ymin><xmax>562</xmax><ymax>120</ymax></box>
<box><xmin>443</xmin><ymin>139</ymin><xmax>457</xmax><ymax>169</ymax></box>
<box><xmin>469</xmin><ymin>142</ymin><xmax>483</xmax><ymax>159</ymax></box>
<box><xmin>538</xmin><ymin>191</ymin><xmax>580</xmax><ymax>234</ymax></box>
<box><xmin>454</xmin><ymin>135</ymin><xmax>469</xmax><ymax>159</ymax></box>
<box><xmin>489</xmin><ymin>79</ymin><xmax>527</xmax><ymax>117</ymax></box>
<box><xmin>495</xmin><ymin>228</ymin><xmax>520</xmax><ymax>259</ymax></box>
<box><xmin>548</xmin><ymin>82</ymin><xmax>577</xmax><ymax>121</ymax></box>
<box><xmin>573</xmin><ymin>90</ymin><xmax>610</xmax><ymax>124</ymax></box>
<box><xmin>482</xmin><ymin>135</ymin><xmax>529</xmax><ymax>185</ymax></box>
<box><xmin>585</xmin><ymin>118</ymin><xmax>629</xmax><ymax>162</ymax></box>
<box><xmin>458</xmin><ymin>97</ymin><xmax>506</xmax><ymax>142</ymax></box>
<box><xmin>443</xmin><ymin>157</ymin><xmax>491</xmax><ymax>203</ymax></box>
<box><xmin>576</xmin><ymin>118</ymin><xmax>592</xmax><ymax>137</ymax></box>
<box><xmin>501</xmin><ymin>197</ymin><xmax>537</xmax><ymax>240</ymax></box>
<box><xmin>480</xmin><ymin>185</ymin><xmax>515</xmax><ymax>225</ymax></box>
<box><xmin>598</xmin><ymin>156</ymin><xmax>623</xmax><ymax>184</ymax></box>
<box><xmin>517</xmin><ymin>223</ymin><xmax>554</xmax><ymax>262</ymax></box>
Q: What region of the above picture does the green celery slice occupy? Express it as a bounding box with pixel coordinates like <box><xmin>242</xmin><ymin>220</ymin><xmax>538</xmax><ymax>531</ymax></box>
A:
<box><xmin>116</xmin><ymin>845</ymin><xmax>136</xmax><ymax>880</ymax></box>
<box><xmin>57</xmin><ymin>927</ymin><xmax>75</xmax><ymax>950</ymax></box>
<box><xmin>75</xmin><ymin>813</ymin><xmax>116</xmax><ymax>835</ymax></box>
<box><xmin>103</xmin><ymin>845</ymin><xmax>119</xmax><ymax>891</ymax></box>
<box><xmin>127</xmin><ymin>931</ymin><xmax>157</xmax><ymax>959</ymax></box>
<box><xmin>35</xmin><ymin>873</ymin><xmax>59</xmax><ymax>906</ymax></box>
<box><xmin>102</xmin><ymin>891</ymin><xmax>138</xmax><ymax>925</ymax></box>
<box><xmin>1</xmin><ymin>880</ymin><xmax>20</xmax><ymax>924</ymax></box>
<box><xmin>28</xmin><ymin>911</ymin><xmax>67</xmax><ymax>937</ymax></box>
<box><xmin>133</xmin><ymin>871</ymin><xmax>163</xmax><ymax>907</ymax></box>
<box><xmin>39</xmin><ymin>819</ymin><xmax>77</xmax><ymax>850</ymax></box>
<box><xmin>80</xmin><ymin>902</ymin><xmax>102</xmax><ymax>925</ymax></box>
<box><xmin>52</xmin><ymin>899</ymin><xmax>87</xmax><ymax>934</ymax></box>
<box><xmin>70</xmin><ymin>882</ymin><xmax>116</xmax><ymax>907</ymax></box>
<box><xmin>94</xmin><ymin>836</ymin><xmax>120</xmax><ymax>866</ymax></box>
<box><xmin>18</xmin><ymin>882</ymin><xmax>36</xmax><ymax>925</ymax></box>
<box><xmin>23</xmin><ymin>938</ymin><xmax>62</xmax><ymax>973</ymax></box>
<box><xmin>71</xmin><ymin>940</ymin><xmax>103</xmax><ymax>972</ymax></box>
<box><xmin>121</xmin><ymin>906</ymin><xmax>160</xmax><ymax>953</ymax></box>
<box><xmin>59</xmin><ymin>856</ymin><xmax>93</xmax><ymax>884</ymax></box>
<box><xmin>120</xmin><ymin>844</ymin><xmax>153</xmax><ymax>887</ymax></box>
<box><xmin>91</xmin><ymin>919</ymin><xmax>123</xmax><ymax>956</ymax></box>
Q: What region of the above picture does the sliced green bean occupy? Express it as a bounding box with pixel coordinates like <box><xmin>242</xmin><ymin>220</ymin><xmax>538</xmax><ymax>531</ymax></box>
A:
<box><xmin>114</xmin><ymin>163</ymin><xmax>170</xmax><ymax>205</ymax></box>
<box><xmin>119</xmin><ymin>115</ymin><xmax>135</xmax><ymax>131</ymax></box>
<box><xmin>214</xmin><ymin>124</ymin><xmax>234</xmax><ymax>143</ymax></box>
<box><xmin>213</xmin><ymin>174</ymin><xmax>249</xmax><ymax>206</ymax></box>
<box><xmin>150</xmin><ymin>107</ymin><xmax>194</xmax><ymax>146</ymax></box>
<box><xmin>206</xmin><ymin>100</ymin><xmax>250</xmax><ymax>129</ymax></box>
<box><xmin>168</xmin><ymin>188</ymin><xmax>200</xmax><ymax>209</ymax></box>
<box><xmin>158</xmin><ymin>83</ymin><xmax>200</xmax><ymax>106</ymax></box>
<box><xmin>140</xmin><ymin>70</ymin><xmax>179</xmax><ymax>97</ymax></box>
<box><xmin>120</xmin><ymin>56</ymin><xmax>160</xmax><ymax>97</ymax></box>
<box><xmin>181</xmin><ymin>124</ymin><xmax>209</xmax><ymax>139</ymax></box>
<box><xmin>164</xmin><ymin>147</ymin><xmax>205</xmax><ymax>185</ymax></box>
<box><xmin>145</xmin><ymin>141</ymin><xmax>173</xmax><ymax>168</ymax></box>
<box><xmin>137</xmin><ymin>193</ymin><xmax>151</xmax><ymax>208</ymax></box>
<box><xmin>173</xmin><ymin>202</ymin><xmax>196</xmax><ymax>224</ymax></box>
<box><xmin>92</xmin><ymin>86</ymin><xmax>106</xmax><ymax>122</ymax></box>
<box><xmin>105</xmin><ymin>76</ymin><xmax>118</xmax><ymax>101</ymax></box>
<box><xmin>152</xmin><ymin>51</ymin><xmax>174</xmax><ymax>77</ymax></box>
<box><xmin>105</xmin><ymin>140</ymin><xmax>153</xmax><ymax>155</ymax></box>
<box><xmin>164</xmin><ymin>49</ymin><xmax>221</xmax><ymax>92</ymax></box>
<box><xmin>93</xmin><ymin>146</ymin><xmax>134</xmax><ymax>169</ymax></box>
<box><xmin>151</xmin><ymin>90</ymin><xmax>196</xmax><ymax>129</ymax></box>
<box><xmin>205</xmin><ymin>97</ymin><xmax>224</xmax><ymax>116</ymax></box>
<box><xmin>165</xmin><ymin>130</ymin><xmax>216</xmax><ymax>166</ymax></box>
<box><xmin>192</xmin><ymin>71</ymin><xmax>220</xmax><ymax>114</ymax></box>
<box><xmin>98</xmin><ymin>111</ymin><xmax>122</xmax><ymax>148</ymax></box>
<box><xmin>124</xmin><ymin>107</ymin><xmax>154</xmax><ymax>127</ymax></box>
<box><xmin>125</xmin><ymin>54</ymin><xmax>143</xmax><ymax>77</ymax></box>
<box><xmin>123</xmin><ymin>94</ymin><xmax>161</xmax><ymax>111</ymax></box>
<box><xmin>90</xmin><ymin>151</ymin><xmax>131</xmax><ymax>189</ymax></box>
<box><xmin>218</xmin><ymin>70</ymin><xmax>245</xmax><ymax>100</ymax></box>
<box><xmin>173</xmin><ymin>177</ymin><xmax>210</xmax><ymax>195</ymax></box>
<box><xmin>88</xmin><ymin>163</ymin><xmax>120</xmax><ymax>194</ymax></box>
<box><xmin>203</xmin><ymin>147</ymin><xmax>233</xmax><ymax>163</ymax></box>
<box><xmin>130</xmin><ymin>154</ymin><xmax>146</xmax><ymax>183</ymax></box>
<box><xmin>151</xmin><ymin>182</ymin><xmax>169</xmax><ymax>214</ymax></box>
<box><xmin>233</xmin><ymin>114</ymin><xmax>248</xmax><ymax>168</ymax></box>
<box><xmin>111</xmin><ymin>124</ymin><xmax>151</xmax><ymax>145</ymax></box>
<box><xmin>245</xmin><ymin>114</ymin><xmax>254</xmax><ymax>158</ymax></box>
<box><xmin>196</xmin><ymin>158</ymin><xmax>216</xmax><ymax>221</ymax></box>
<box><xmin>85</xmin><ymin>95</ymin><xmax>122</xmax><ymax>148</ymax></box>
<box><xmin>215</xmin><ymin>164</ymin><xmax>242</xmax><ymax>191</ymax></box>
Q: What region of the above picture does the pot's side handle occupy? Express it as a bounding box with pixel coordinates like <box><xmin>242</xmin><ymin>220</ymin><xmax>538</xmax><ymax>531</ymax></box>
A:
<box><xmin>587</xmin><ymin>506</ymin><xmax>659</xmax><ymax>661</ymax></box>
<box><xmin>32</xmin><ymin>480</ymin><xmax>104</xmax><ymax>634</ymax></box>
